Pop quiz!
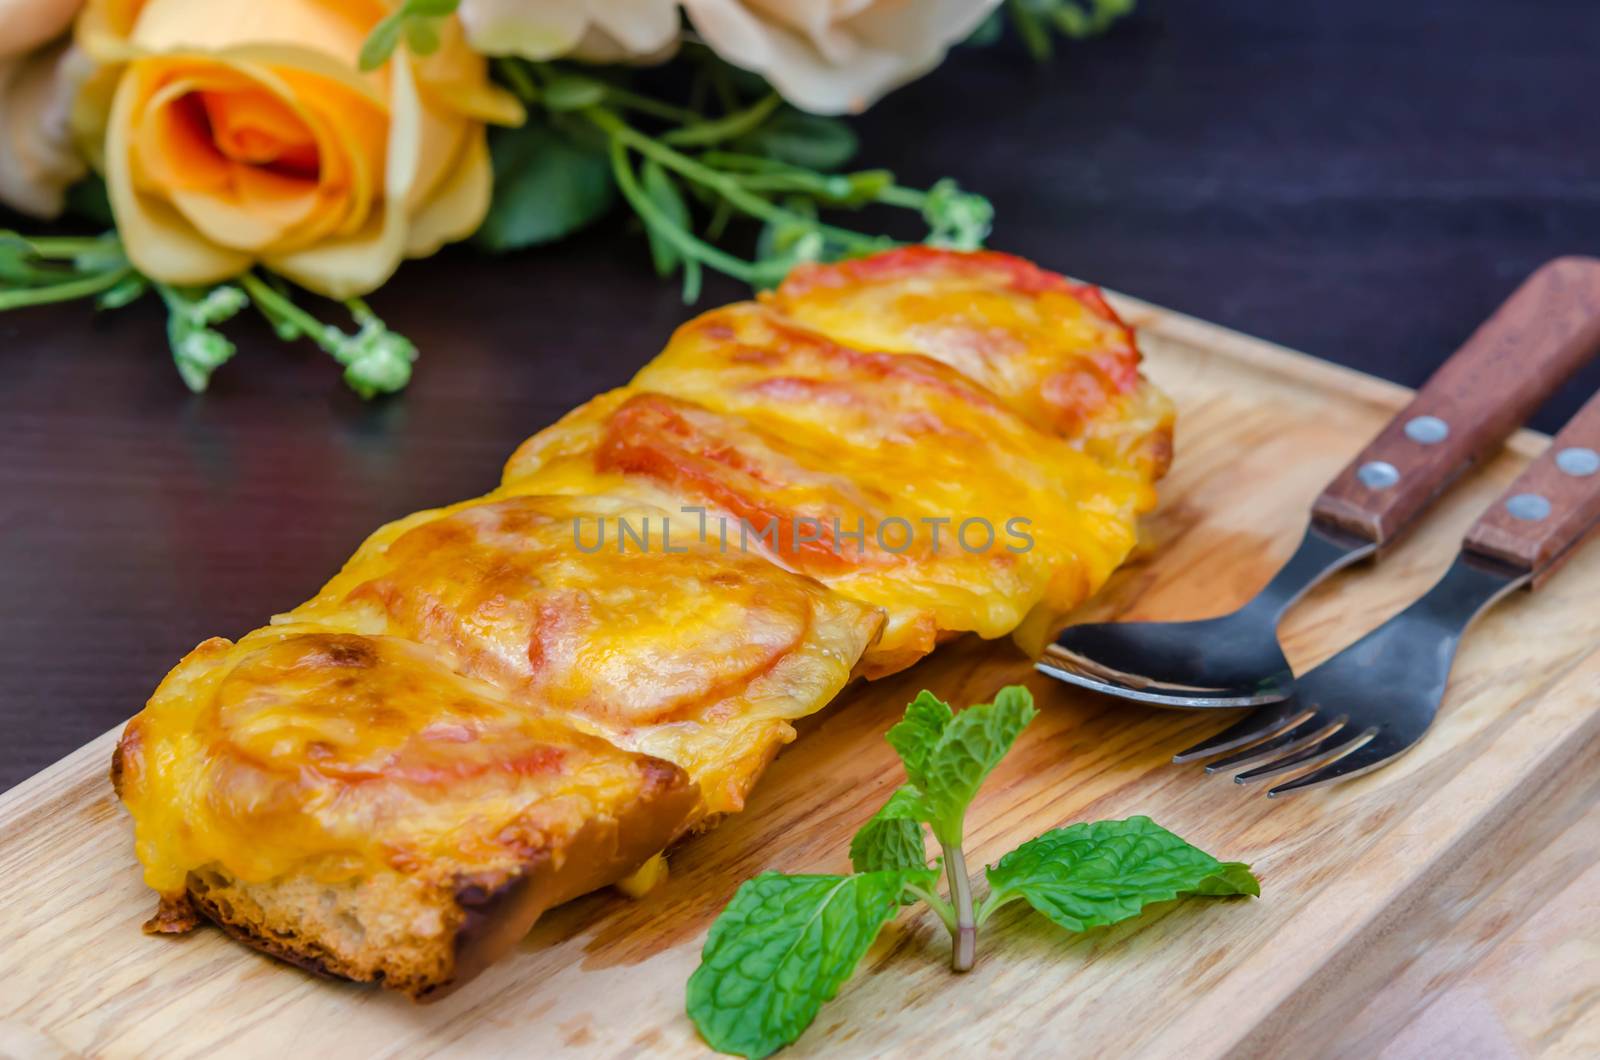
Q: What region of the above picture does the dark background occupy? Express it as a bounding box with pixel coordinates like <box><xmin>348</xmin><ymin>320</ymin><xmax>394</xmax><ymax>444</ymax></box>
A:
<box><xmin>4</xmin><ymin>0</ymin><xmax>1599</xmax><ymax>790</ymax></box>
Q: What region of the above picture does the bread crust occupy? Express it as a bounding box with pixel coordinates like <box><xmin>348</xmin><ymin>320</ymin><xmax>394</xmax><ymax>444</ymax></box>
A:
<box><xmin>120</xmin><ymin>739</ymin><xmax>697</xmax><ymax>1000</ymax></box>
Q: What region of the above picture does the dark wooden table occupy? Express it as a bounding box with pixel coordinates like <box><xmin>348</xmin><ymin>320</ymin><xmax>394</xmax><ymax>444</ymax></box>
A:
<box><xmin>3</xmin><ymin>0</ymin><xmax>1598</xmax><ymax>790</ymax></box>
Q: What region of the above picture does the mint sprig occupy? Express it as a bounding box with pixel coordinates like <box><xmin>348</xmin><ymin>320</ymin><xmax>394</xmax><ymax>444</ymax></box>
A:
<box><xmin>687</xmin><ymin>686</ymin><xmax>1259</xmax><ymax>1058</ymax></box>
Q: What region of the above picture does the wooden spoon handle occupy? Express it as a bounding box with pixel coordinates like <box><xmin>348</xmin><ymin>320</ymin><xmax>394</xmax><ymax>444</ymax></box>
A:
<box><xmin>1312</xmin><ymin>256</ymin><xmax>1600</xmax><ymax>550</ymax></box>
<box><xmin>1464</xmin><ymin>387</ymin><xmax>1600</xmax><ymax>588</ymax></box>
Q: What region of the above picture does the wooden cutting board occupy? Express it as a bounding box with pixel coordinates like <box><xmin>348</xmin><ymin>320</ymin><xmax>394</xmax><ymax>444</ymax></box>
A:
<box><xmin>3</xmin><ymin>296</ymin><xmax>1598</xmax><ymax>1059</ymax></box>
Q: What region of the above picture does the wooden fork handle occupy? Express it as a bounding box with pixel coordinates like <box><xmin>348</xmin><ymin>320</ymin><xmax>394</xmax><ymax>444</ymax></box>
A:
<box><xmin>1463</xmin><ymin>387</ymin><xmax>1600</xmax><ymax>588</ymax></box>
<box><xmin>1312</xmin><ymin>256</ymin><xmax>1600</xmax><ymax>551</ymax></box>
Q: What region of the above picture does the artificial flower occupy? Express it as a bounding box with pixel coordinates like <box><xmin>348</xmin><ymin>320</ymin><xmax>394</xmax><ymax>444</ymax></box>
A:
<box><xmin>682</xmin><ymin>0</ymin><xmax>1005</xmax><ymax>115</ymax></box>
<box><xmin>459</xmin><ymin>0</ymin><xmax>681</xmax><ymax>63</ymax></box>
<box><xmin>0</xmin><ymin>38</ymin><xmax>90</xmax><ymax>218</ymax></box>
<box><xmin>75</xmin><ymin>0</ymin><xmax>524</xmax><ymax>298</ymax></box>
<box><xmin>0</xmin><ymin>0</ymin><xmax>82</xmax><ymax>59</ymax></box>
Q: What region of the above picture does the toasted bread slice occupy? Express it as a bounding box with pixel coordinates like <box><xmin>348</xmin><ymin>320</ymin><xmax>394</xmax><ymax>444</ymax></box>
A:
<box><xmin>114</xmin><ymin>628</ymin><xmax>698</xmax><ymax>999</ymax></box>
<box><xmin>115</xmin><ymin>249</ymin><xmax>1168</xmax><ymax>998</ymax></box>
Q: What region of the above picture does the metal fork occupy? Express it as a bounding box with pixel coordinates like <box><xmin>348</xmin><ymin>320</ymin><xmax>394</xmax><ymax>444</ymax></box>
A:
<box><xmin>1039</xmin><ymin>257</ymin><xmax>1600</xmax><ymax>708</ymax></box>
<box><xmin>1178</xmin><ymin>387</ymin><xmax>1600</xmax><ymax>796</ymax></box>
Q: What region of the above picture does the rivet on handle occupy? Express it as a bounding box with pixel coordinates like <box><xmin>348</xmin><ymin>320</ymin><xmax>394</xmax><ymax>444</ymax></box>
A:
<box><xmin>1357</xmin><ymin>461</ymin><xmax>1401</xmax><ymax>489</ymax></box>
<box><xmin>1555</xmin><ymin>447</ymin><xmax>1599</xmax><ymax>477</ymax></box>
<box><xmin>1404</xmin><ymin>415</ymin><xmax>1450</xmax><ymax>444</ymax></box>
<box><xmin>1505</xmin><ymin>493</ymin><xmax>1553</xmax><ymax>521</ymax></box>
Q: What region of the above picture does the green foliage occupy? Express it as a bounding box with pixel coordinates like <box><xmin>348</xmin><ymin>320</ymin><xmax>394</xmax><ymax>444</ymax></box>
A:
<box><xmin>0</xmin><ymin>231</ymin><xmax>133</xmax><ymax>311</ymax></box>
<box><xmin>848</xmin><ymin>786</ymin><xmax>930</xmax><ymax>874</ymax></box>
<box><xmin>359</xmin><ymin>0</ymin><xmax>459</xmax><ymax>71</ymax></box>
<box><xmin>687</xmin><ymin>869</ymin><xmax>936</xmax><ymax>1059</ymax></box>
<box><xmin>489</xmin><ymin>59</ymin><xmax>995</xmax><ymax>299</ymax></box>
<box><xmin>981</xmin><ymin>817</ymin><xmax>1260</xmax><ymax>930</ymax></box>
<box><xmin>239</xmin><ymin>275</ymin><xmax>419</xmax><ymax>398</ymax></box>
<box><xmin>907</xmin><ymin>686</ymin><xmax>1036</xmax><ymax>845</ymax></box>
<box><xmin>688</xmin><ymin>687</ymin><xmax>1258</xmax><ymax>1057</ymax></box>
<box><xmin>884</xmin><ymin>690</ymin><xmax>955</xmax><ymax>782</ymax></box>
<box><xmin>476</xmin><ymin>120</ymin><xmax>616</xmax><ymax>252</ymax></box>
<box><xmin>1010</xmin><ymin>0</ymin><xmax>1136</xmax><ymax>61</ymax></box>
<box><xmin>540</xmin><ymin>72</ymin><xmax>608</xmax><ymax>112</ymax></box>
<box><xmin>737</xmin><ymin>111</ymin><xmax>859</xmax><ymax>172</ymax></box>
<box><xmin>157</xmin><ymin>283</ymin><xmax>247</xmax><ymax>392</ymax></box>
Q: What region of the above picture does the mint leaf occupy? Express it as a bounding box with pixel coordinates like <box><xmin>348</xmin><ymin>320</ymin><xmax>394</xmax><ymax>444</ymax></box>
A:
<box><xmin>475</xmin><ymin>121</ymin><xmax>615</xmax><ymax>252</ymax></box>
<box><xmin>982</xmin><ymin>816</ymin><xmax>1259</xmax><ymax>931</ymax></box>
<box><xmin>918</xmin><ymin>686</ymin><xmax>1036</xmax><ymax>844</ymax></box>
<box><xmin>884</xmin><ymin>689</ymin><xmax>953</xmax><ymax>786</ymax></box>
<box><xmin>1196</xmin><ymin>861</ymin><xmax>1262</xmax><ymax>897</ymax></box>
<box><xmin>849</xmin><ymin>787</ymin><xmax>929</xmax><ymax>874</ymax></box>
<box><xmin>687</xmin><ymin>870</ymin><xmax>932</xmax><ymax>1059</ymax></box>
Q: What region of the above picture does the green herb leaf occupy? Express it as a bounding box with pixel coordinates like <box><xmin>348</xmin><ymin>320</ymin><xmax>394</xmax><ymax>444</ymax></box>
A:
<box><xmin>541</xmin><ymin>73</ymin><xmax>607</xmax><ymax>112</ymax></box>
<box><xmin>742</xmin><ymin>111</ymin><xmax>859</xmax><ymax>171</ymax></box>
<box><xmin>1195</xmin><ymin>861</ymin><xmax>1262</xmax><ymax>897</ymax></box>
<box><xmin>96</xmin><ymin>274</ymin><xmax>149</xmax><ymax>310</ymax></box>
<box><xmin>476</xmin><ymin>120</ymin><xmax>616</xmax><ymax>252</ymax></box>
<box><xmin>884</xmin><ymin>689</ymin><xmax>954</xmax><ymax>785</ymax></box>
<box><xmin>982</xmin><ymin>816</ymin><xmax>1259</xmax><ymax>931</ymax></box>
<box><xmin>917</xmin><ymin>686</ymin><xmax>1036</xmax><ymax>845</ymax></box>
<box><xmin>358</xmin><ymin>0</ymin><xmax>458</xmax><ymax>71</ymax></box>
<box><xmin>358</xmin><ymin>18</ymin><xmax>403</xmax><ymax>72</ymax></box>
<box><xmin>687</xmin><ymin>869</ymin><xmax>932</xmax><ymax>1059</ymax></box>
<box><xmin>1007</xmin><ymin>0</ymin><xmax>1135</xmax><ymax>62</ymax></box>
<box><xmin>849</xmin><ymin>787</ymin><xmax>930</xmax><ymax>873</ymax></box>
<box><xmin>640</xmin><ymin>159</ymin><xmax>688</xmax><ymax>277</ymax></box>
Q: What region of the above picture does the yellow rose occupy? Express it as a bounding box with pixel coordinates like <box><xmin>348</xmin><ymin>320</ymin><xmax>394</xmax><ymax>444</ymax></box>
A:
<box><xmin>77</xmin><ymin>0</ymin><xmax>524</xmax><ymax>298</ymax></box>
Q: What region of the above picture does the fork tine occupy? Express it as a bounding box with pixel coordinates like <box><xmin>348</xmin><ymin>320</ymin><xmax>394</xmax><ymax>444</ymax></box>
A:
<box><xmin>1232</xmin><ymin>726</ymin><xmax>1377</xmax><ymax>784</ymax></box>
<box><xmin>1265</xmin><ymin>739</ymin><xmax>1400</xmax><ymax>798</ymax></box>
<box><xmin>1171</xmin><ymin>704</ymin><xmax>1314</xmax><ymax>763</ymax></box>
<box><xmin>1201</xmin><ymin>715</ymin><xmax>1342</xmax><ymax>774</ymax></box>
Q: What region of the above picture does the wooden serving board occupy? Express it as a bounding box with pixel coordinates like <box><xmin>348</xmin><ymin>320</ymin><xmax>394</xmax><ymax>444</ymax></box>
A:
<box><xmin>3</xmin><ymin>296</ymin><xmax>1598</xmax><ymax>1059</ymax></box>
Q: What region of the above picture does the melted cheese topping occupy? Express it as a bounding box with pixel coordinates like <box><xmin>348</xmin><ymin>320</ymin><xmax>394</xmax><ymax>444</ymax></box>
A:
<box><xmin>504</xmin><ymin>304</ymin><xmax>1147</xmax><ymax>673</ymax></box>
<box><xmin>119</xmin><ymin>248</ymin><xmax>1170</xmax><ymax>905</ymax></box>
<box><xmin>120</xmin><ymin>628</ymin><xmax>682</xmax><ymax>894</ymax></box>
<box><xmin>771</xmin><ymin>246</ymin><xmax>1175</xmax><ymax>482</ymax></box>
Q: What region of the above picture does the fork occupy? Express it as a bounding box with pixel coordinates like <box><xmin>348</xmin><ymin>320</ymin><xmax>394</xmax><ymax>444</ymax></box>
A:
<box><xmin>1177</xmin><ymin>386</ymin><xmax>1600</xmax><ymax>796</ymax></box>
<box><xmin>1038</xmin><ymin>257</ymin><xmax>1600</xmax><ymax>707</ymax></box>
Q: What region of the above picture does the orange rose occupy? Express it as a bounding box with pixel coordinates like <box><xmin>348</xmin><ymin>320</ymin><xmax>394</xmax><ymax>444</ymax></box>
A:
<box><xmin>77</xmin><ymin>0</ymin><xmax>523</xmax><ymax>298</ymax></box>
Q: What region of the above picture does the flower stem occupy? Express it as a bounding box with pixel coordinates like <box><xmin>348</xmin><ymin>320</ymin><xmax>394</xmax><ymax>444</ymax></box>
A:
<box><xmin>583</xmin><ymin>106</ymin><xmax>888</xmax><ymax>254</ymax></box>
<box><xmin>599</xmin><ymin>83</ymin><xmax>700</xmax><ymax>124</ymax></box>
<box><xmin>605</xmin><ymin>137</ymin><xmax>758</xmax><ymax>284</ymax></box>
<box><xmin>239</xmin><ymin>272</ymin><xmax>338</xmax><ymax>348</ymax></box>
<box><xmin>13</xmin><ymin>235</ymin><xmax>116</xmax><ymax>258</ymax></box>
<box><xmin>944</xmin><ymin>843</ymin><xmax>977</xmax><ymax>973</ymax></box>
<box><xmin>0</xmin><ymin>265</ymin><xmax>131</xmax><ymax>311</ymax></box>
<box><xmin>661</xmin><ymin>92</ymin><xmax>780</xmax><ymax>147</ymax></box>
